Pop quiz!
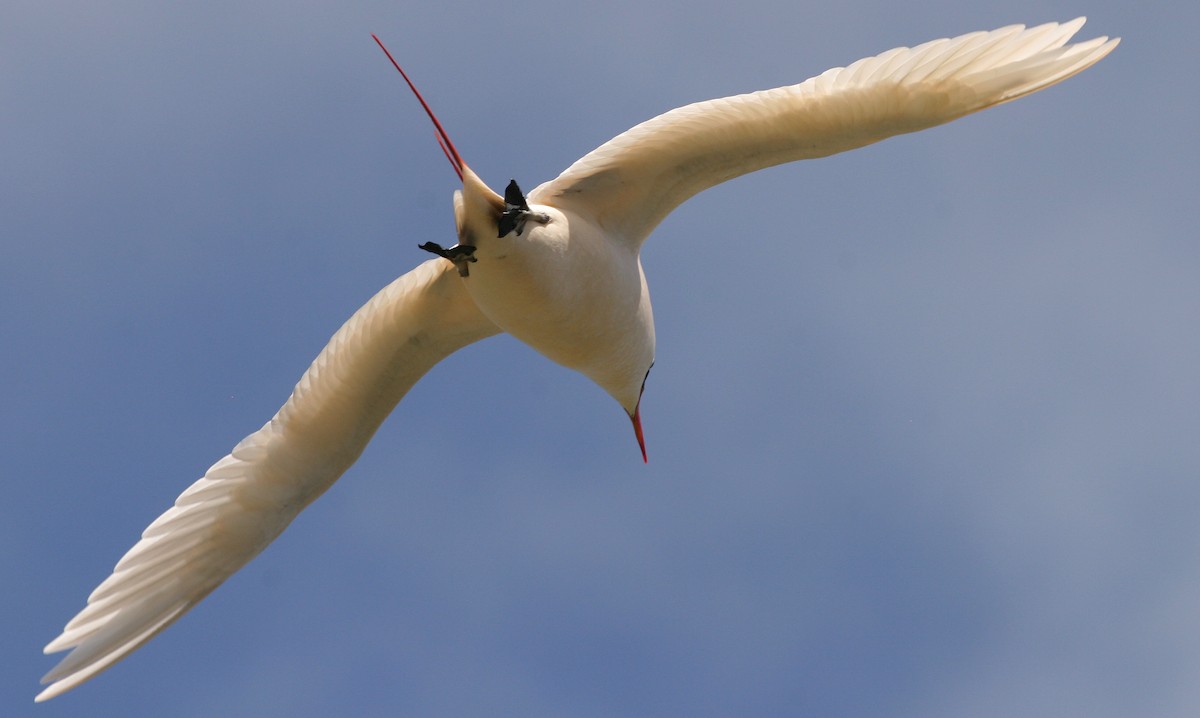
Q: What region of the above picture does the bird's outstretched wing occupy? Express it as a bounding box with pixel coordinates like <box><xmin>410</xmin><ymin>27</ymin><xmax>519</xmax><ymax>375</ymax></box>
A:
<box><xmin>529</xmin><ymin>18</ymin><xmax>1117</xmax><ymax>247</ymax></box>
<box><xmin>38</xmin><ymin>259</ymin><xmax>499</xmax><ymax>701</ymax></box>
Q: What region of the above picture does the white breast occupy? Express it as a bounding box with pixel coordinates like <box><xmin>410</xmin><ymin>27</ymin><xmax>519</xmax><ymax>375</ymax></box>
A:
<box><xmin>463</xmin><ymin>204</ymin><xmax>656</xmax><ymax>396</ymax></box>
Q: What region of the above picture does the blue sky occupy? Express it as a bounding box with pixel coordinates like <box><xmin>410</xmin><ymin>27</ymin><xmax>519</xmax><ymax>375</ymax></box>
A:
<box><xmin>5</xmin><ymin>1</ymin><xmax>1194</xmax><ymax>716</ymax></box>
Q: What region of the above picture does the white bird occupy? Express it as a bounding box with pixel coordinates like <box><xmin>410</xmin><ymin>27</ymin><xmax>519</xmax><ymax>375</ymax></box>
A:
<box><xmin>39</xmin><ymin>18</ymin><xmax>1117</xmax><ymax>701</ymax></box>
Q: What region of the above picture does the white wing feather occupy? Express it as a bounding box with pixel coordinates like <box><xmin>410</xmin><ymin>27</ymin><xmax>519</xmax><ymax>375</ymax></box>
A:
<box><xmin>530</xmin><ymin>18</ymin><xmax>1118</xmax><ymax>245</ymax></box>
<box><xmin>38</xmin><ymin>259</ymin><xmax>498</xmax><ymax>701</ymax></box>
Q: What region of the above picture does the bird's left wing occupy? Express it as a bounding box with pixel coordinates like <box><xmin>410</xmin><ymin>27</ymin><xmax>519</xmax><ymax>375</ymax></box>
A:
<box><xmin>529</xmin><ymin>18</ymin><xmax>1117</xmax><ymax>247</ymax></box>
<box><xmin>38</xmin><ymin>258</ymin><xmax>499</xmax><ymax>701</ymax></box>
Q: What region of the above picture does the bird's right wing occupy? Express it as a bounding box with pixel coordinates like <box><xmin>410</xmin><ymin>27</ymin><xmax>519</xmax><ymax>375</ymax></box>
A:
<box><xmin>530</xmin><ymin>18</ymin><xmax>1118</xmax><ymax>247</ymax></box>
<box><xmin>39</xmin><ymin>258</ymin><xmax>499</xmax><ymax>701</ymax></box>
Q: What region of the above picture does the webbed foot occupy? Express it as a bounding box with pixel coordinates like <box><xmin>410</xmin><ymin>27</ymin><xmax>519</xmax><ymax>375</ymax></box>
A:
<box><xmin>498</xmin><ymin>179</ymin><xmax>550</xmax><ymax>238</ymax></box>
<box><xmin>419</xmin><ymin>242</ymin><xmax>477</xmax><ymax>277</ymax></box>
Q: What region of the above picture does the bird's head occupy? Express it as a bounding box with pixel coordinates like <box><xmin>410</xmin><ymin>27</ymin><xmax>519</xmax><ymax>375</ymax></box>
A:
<box><xmin>612</xmin><ymin>363</ymin><xmax>652</xmax><ymax>464</ymax></box>
<box><xmin>579</xmin><ymin>298</ymin><xmax>655</xmax><ymax>464</ymax></box>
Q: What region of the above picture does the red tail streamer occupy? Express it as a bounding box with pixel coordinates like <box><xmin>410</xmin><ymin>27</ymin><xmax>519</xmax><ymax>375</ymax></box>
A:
<box><xmin>371</xmin><ymin>34</ymin><xmax>464</xmax><ymax>181</ymax></box>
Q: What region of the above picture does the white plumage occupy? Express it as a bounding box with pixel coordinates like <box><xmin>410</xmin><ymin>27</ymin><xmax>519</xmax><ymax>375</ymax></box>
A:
<box><xmin>39</xmin><ymin>19</ymin><xmax>1117</xmax><ymax>701</ymax></box>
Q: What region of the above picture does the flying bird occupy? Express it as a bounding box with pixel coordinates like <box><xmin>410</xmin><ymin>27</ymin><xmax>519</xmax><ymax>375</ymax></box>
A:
<box><xmin>38</xmin><ymin>18</ymin><xmax>1117</xmax><ymax>701</ymax></box>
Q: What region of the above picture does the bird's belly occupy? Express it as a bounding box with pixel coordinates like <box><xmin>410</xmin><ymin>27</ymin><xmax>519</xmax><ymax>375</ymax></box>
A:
<box><xmin>461</xmin><ymin>228</ymin><xmax>650</xmax><ymax>377</ymax></box>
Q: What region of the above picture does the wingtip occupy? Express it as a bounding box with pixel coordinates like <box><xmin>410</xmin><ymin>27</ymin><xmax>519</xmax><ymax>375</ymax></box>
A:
<box><xmin>35</xmin><ymin>671</ymin><xmax>77</xmax><ymax>703</ymax></box>
<box><xmin>34</xmin><ymin>683</ymin><xmax>61</xmax><ymax>703</ymax></box>
<box><xmin>1064</xmin><ymin>17</ymin><xmax>1122</xmax><ymax>53</ymax></box>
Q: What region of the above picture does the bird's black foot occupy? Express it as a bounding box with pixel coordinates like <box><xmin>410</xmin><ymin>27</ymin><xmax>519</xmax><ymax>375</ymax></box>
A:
<box><xmin>419</xmin><ymin>242</ymin><xmax>477</xmax><ymax>277</ymax></box>
<box><xmin>498</xmin><ymin>179</ymin><xmax>550</xmax><ymax>238</ymax></box>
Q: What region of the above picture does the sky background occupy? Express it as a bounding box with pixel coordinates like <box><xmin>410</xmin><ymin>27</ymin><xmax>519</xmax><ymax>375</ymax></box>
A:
<box><xmin>4</xmin><ymin>1</ymin><xmax>1193</xmax><ymax>716</ymax></box>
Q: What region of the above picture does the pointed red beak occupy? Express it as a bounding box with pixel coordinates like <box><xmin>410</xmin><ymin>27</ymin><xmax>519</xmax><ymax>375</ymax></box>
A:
<box><xmin>630</xmin><ymin>406</ymin><xmax>648</xmax><ymax>463</ymax></box>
